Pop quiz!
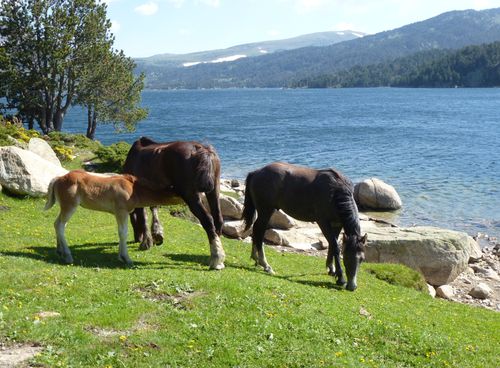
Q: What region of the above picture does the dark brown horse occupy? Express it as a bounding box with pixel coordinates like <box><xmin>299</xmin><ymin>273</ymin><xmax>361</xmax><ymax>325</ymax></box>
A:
<box><xmin>242</xmin><ymin>162</ymin><xmax>366</xmax><ymax>291</ymax></box>
<box><xmin>123</xmin><ymin>137</ymin><xmax>225</xmax><ymax>270</ymax></box>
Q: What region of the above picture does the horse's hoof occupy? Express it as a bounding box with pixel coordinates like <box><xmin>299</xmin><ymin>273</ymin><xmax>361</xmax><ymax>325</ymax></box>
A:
<box><xmin>336</xmin><ymin>278</ymin><xmax>347</xmax><ymax>286</ymax></box>
<box><xmin>209</xmin><ymin>262</ymin><xmax>225</xmax><ymax>271</ymax></box>
<box><xmin>62</xmin><ymin>256</ymin><xmax>73</xmax><ymax>264</ymax></box>
<box><xmin>152</xmin><ymin>233</ymin><xmax>164</xmax><ymax>246</ymax></box>
<box><xmin>264</xmin><ymin>266</ymin><xmax>275</xmax><ymax>275</ymax></box>
<box><xmin>139</xmin><ymin>239</ymin><xmax>153</xmax><ymax>251</ymax></box>
<box><xmin>118</xmin><ymin>255</ymin><xmax>134</xmax><ymax>267</ymax></box>
<box><xmin>346</xmin><ymin>283</ymin><xmax>357</xmax><ymax>291</ymax></box>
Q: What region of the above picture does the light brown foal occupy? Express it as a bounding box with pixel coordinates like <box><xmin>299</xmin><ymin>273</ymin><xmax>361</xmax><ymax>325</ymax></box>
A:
<box><xmin>43</xmin><ymin>170</ymin><xmax>209</xmax><ymax>266</ymax></box>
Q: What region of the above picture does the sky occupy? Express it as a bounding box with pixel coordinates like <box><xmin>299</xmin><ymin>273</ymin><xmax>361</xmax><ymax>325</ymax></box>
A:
<box><xmin>103</xmin><ymin>0</ymin><xmax>500</xmax><ymax>58</ymax></box>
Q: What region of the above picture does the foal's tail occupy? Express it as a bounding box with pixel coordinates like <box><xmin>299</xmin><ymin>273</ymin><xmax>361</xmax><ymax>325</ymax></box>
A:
<box><xmin>242</xmin><ymin>172</ymin><xmax>256</xmax><ymax>232</ymax></box>
<box><xmin>44</xmin><ymin>177</ymin><xmax>58</xmax><ymax>211</ymax></box>
<box><xmin>195</xmin><ymin>144</ymin><xmax>220</xmax><ymax>193</ymax></box>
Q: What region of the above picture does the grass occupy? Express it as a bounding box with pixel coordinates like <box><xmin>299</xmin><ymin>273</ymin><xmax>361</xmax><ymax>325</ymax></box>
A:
<box><xmin>0</xmin><ymin>192</ymin><xmax>499</xmax><ymax>367</ymax></box>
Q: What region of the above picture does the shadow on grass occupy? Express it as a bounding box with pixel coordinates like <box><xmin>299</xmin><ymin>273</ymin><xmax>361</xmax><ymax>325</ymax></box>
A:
<box><xmin>0</xmin><ymin>242</ymin><xmax>166</xmax><ymax>269</ymax></box>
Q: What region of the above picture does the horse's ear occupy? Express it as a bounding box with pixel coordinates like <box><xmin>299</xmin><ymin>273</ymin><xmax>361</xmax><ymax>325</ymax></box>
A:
<box><xmin>342</xmin><ymin>232</ymin><xmax>347</xmax><ymax>243</ymax></box>
<box><xmin>361</xmin><ymin>233</ymin><xmax>368</xmax><ymax>244</ymax></box>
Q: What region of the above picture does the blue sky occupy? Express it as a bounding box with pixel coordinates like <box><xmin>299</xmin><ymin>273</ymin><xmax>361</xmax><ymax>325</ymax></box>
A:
<box><xmin>104</xmin><ymin>0</ymin><xmax>500</xmax><ymax>57</ymax></box>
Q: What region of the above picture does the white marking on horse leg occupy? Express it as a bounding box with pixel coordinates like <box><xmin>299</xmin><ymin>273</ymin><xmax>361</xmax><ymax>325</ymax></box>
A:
<box><xmin>54</xmin><ymin>208</ymin><xmax>75</xmax><ymax>264</ymax></box>
<box><xmin>151</xmin><ymin>207</ymin><xmax>164</xmax><ymax>245</ymax></box>
<box><xmin>116</xmin><ymin>212</ymin><xmax>133</xmax><ymax>266</ymax></box>
<box><xmin>258</xmin><ymin>249</ymin><xmax>274</xmax><ymax>274</ymax></box>
<box><xmin>208</xmin><ymin>236</ymin><xmax>225</xmax><ymax>270</ymax></box>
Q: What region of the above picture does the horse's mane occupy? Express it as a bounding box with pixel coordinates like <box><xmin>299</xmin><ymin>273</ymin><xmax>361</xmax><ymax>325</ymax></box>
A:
<box><xmin>138</xmin><ymin>136</ymin><xmax>158</xmax><ymax>147</ymax></box>
<box><xmin>322</xmin><ymin>169</ymin><xmax>360</xmax><ymax>236</ymax></box>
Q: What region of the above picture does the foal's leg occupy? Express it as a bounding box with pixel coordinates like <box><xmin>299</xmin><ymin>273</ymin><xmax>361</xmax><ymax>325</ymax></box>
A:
<box><xmin>184</xmin><ymin>193</ymin><xmax>225</xmax><ymax>270</ymax></box>
<box><xmin>150</xmin><ymin>206</ymin><xmax>164</xmax><ymax>245</ymax></box>
<box><xmin>116</xmin><ymin>210</ymin><xmax>133</xmax><ymax>266</ymax></box>
<box><xmin>54</xmin><ymin>205</ymin><xmax>77</xmax><ymax>264</ymax></box>
<box><xmin>251</xmin><ymin>209</ymin><xmax>274</xmax><ymax>274</ymax></box>
<box><xmin>317</xmin><ymin>220</ymin><xmax>346</xmax><ymax>286</ymax></box>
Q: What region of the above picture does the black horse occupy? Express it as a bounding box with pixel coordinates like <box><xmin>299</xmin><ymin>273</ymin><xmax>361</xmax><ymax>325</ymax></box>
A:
<box><xmin>242</xmin><ymin>162</ymin><xmax>366</xmax><ymax>291</ymax></box>
<box><xmin>123</xmin><ymin>137</ymin><xmax>225</xmax><ymax>270</ymax></box>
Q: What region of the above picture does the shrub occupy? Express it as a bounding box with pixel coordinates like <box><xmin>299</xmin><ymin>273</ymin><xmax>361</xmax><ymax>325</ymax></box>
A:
<box><xmin>364</xmin><ymin>263</ymin><xmax>428</xmax><ymax>291</ymax></box>
<box><xmin>94</xmin><ymin>141</ymin><xmax>131</xmax><ymax>172</ymax></box>
<box><xmin>0</xmin><ymin>118</ymin><xmax>40</xmax><ymax>146</ymax></box>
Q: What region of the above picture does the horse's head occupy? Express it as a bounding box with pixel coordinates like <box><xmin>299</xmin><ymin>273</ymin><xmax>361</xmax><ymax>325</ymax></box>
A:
<box><xmin>342</xmin><ymin>233</ymin><xmax>367</xmax><ymax>291</ymax></box>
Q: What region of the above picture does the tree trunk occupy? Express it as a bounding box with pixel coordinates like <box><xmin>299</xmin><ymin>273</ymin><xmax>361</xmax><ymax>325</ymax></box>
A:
<box><xmin>54</xmin><ymin>109</ymin><xmax>65</xmax><ymax>131</ymax></box>
<box><xmin>86</xmin><ymin>106</ymin><xmax>97</xmax><ymax>140</ymax></box>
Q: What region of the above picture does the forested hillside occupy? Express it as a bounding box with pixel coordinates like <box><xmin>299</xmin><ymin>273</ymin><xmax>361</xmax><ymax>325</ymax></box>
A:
<box><xmin>294</xmin><ymin>42</ymin><xmax>500</xmax><ymax>88</ymax></box>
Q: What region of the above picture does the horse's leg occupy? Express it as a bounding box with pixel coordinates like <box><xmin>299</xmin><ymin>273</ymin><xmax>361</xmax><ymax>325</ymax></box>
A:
<box><xmin>184</xmin><ymin>193</ymin><xmax>225</xmax><ymax>270</ymax></box>
<box><xmin>150</xmin><ymin>206</ymin><xmax>164</xmax><ymax>245</ymax></box>
<box><xmin>317</xmin><ymin>220</ymin><xmax>346</xmax><ymax>286</ymax></box>
<box><xmin>116</xmin><ymin>210</ymin><xmax>133</xmax><ymax>266</ymax></box>
<box><xmin>133</xmin><ymin>207</ymin><xmax>154</xmax><ymax>250</ymax></box>
<box><xmin>252</xmin><ymin>209</ymin><xmax>274</xmax><ymax>274</ymax></box>
<box><xmin>205</xmin><ymin>189</ymin><xmax>223</xmax><ymax>236</ymax></box>
<box><xmin>129</xmin><ymin>210</ymin><xmax>143</xmax><ymax>243</ymax></box>
<box><xmin>54</xmin><ymin>205</ymin><xmax>77</xmax><ymax>264</ymax></box>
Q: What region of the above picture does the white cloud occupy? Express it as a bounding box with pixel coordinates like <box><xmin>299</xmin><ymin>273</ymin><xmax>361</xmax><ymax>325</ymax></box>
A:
<box><xmin>110</xmin><ymin>20</ymin><xmax>121</xmax><ymax>33</ymax></box>
<box><xmin>198</xmin><ymin>0</ymin><xmax>221</xmax><ymax>8</ymax></box>
<box><xmin>134</xmin><ymin>1</ymin><xmax>159</xmax><ymax>16</ymax></box>
<box><xmin>167</xmin><ymin>0</ymin><xmax>186</xmax><ymax>8</ymax></box>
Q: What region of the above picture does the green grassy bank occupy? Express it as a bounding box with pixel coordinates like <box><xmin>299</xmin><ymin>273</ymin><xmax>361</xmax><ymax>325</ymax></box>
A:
<box><xmin>0</xmin><ymin>192</ymin><xmax>499</xmax><ymax>367</ymax></box>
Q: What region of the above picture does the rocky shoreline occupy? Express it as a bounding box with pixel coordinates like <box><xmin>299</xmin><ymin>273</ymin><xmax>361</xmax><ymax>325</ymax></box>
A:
<box><xmin>219</xmin><ymin>179</ymin><xmax>500</xmax><ymax>312</ymax></box>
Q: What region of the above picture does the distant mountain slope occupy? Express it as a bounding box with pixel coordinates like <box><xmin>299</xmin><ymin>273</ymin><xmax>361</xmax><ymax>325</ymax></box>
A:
<box><xmin>295</xmin><ymin>41</ymin><xmax>500</xmax><ymax>88</ymax></box>
<box><xmin>137</xmin><ymin>30</ymin><xmax>364</xmax><ymax>68</ymax></box>
<box><xmin>137</xmin><ymin>8</ymin><xmax>500</xmax><ymax>89</ymax></box>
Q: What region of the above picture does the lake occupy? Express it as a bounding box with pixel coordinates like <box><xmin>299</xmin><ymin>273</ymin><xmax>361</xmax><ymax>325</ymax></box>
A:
<box><xmin>64</xmin><ymin>88</ymin><xmax>500</xmax><ymax>240</ymax></box>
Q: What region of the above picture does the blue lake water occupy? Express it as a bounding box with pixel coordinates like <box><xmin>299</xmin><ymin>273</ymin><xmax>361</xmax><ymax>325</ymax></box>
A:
<box><xmin>64</xmin><ymin>88</ymin><xmax>500</xmax><ymax>239</ymax></box>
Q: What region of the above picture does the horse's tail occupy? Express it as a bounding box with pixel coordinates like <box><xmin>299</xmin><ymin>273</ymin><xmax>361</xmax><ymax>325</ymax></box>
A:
<box><xmin>242</xmin><ymin>172</ymin><xmax>256</xmax><ymax>231</ymax></box>
<box><xmin>195</xmin><ymin>144</ymin><xmax>219</xmax><ymax>193</ymax></box>
<box><xmin>44</xmin><ymin>177</ymin><xmax>58</xmax><ymax>211</ymax></box>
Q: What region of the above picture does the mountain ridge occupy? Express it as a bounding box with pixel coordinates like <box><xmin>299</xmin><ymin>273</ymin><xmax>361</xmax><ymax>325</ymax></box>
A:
<box><xmin>136</xmin><ymin>7</ymin><xmax>500</xmax><ymax>89</ymax></box>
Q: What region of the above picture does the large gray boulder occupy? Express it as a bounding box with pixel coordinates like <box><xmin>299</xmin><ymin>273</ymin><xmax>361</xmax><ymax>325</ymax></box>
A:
<box><xmin>363</xmin><ymin>225</ymin><xmax>481</xmax><ymax>286</ymax></box>
<box><xmin>269</xmin><ymin>210</ymin><xmax>296</xmax><ymax>230</ymax></box>
<box><xmin>355</xmin><ymin>178</ymin><xmax>402</xmax><ymax>210</ymax></box>
<box><xmin>0</xmin><ymin>146</ymin><xmax>67</xmax><ymax>197</ymax></box>
<box><xmin>28</xmin><ymin>138</ymin><xmax>61</xmax><ymax>167</ymax></box>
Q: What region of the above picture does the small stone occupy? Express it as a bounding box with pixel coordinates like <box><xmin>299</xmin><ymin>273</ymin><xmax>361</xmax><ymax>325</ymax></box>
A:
<box><xmin>427</xmin><ymin>284</ymin><xmax>436</xmax><ymax>298</ymax></box>
<box><xmin>230</xmin><ymin>179</ymin><xmax>240</xmax><ymax>188</ymax></box>
<box><xmin>35</xmin><ymin>311</ymin><xmax>61</xmax><ymax>319</ymax></box>
<box><xmin>436</xmin><ymin>285</ymin><xmax>454</xmax><ymax>300</ymax></box>
<box><xmin>468</xmin><ymin>283</ymin><xmax>493</xmax><ymax>299</ymax></box>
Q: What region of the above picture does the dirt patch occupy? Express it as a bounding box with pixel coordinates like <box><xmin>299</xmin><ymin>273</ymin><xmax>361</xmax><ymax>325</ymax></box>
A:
<box><xmin>0</xmin><ymin>343</ymin><xmax>42</xmax><ymax>368</ymax></box>
<box><xmin>135</xmin><ymin>283</ymin><xmax>207</xmax><ymax>310</ymax></box>
<box><xmin>0</xmin><ymin>206</ymin><xmax>10</xmax><ymax>212</ymax></box>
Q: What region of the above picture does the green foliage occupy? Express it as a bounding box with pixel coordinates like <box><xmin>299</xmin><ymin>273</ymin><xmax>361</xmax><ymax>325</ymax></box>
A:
<box><xmin>94</xmin><ymin>141</ymin><xmax>131</xmax><ymax>172</ymax></box>
<box><xmin>0</xmin><ymin>118</ymin><xmax>40</xmax><ymax>146</ymax></box>
<box><xmin>46</xmin><ymin>132</ymin><xmax>101</xmax><ymax>152</ymax></box>
<box><xmin>0</xmin><ymin>193</ymin><xmax>499</xmax><ymax>367</ymax></box>
<box><xmin>363</xmin><ymin>263</ymin><xmax>428</xmax><ymax>292</ymax></box>
<box><xmin>0</xmin><ymin>0</ymin><xmax>146</xmax><ymax>137</ymax></box>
